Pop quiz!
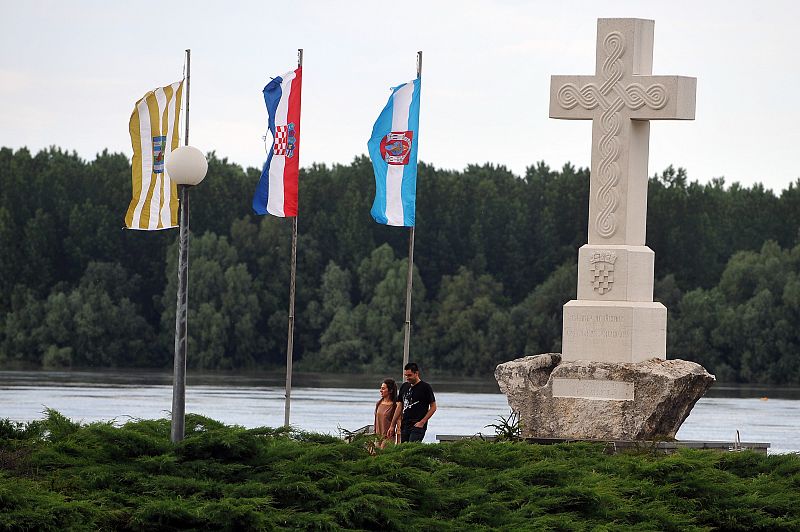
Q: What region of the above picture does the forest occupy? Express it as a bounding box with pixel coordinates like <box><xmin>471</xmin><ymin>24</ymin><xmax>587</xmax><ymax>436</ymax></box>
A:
<box><xmin>1</xmin><ymin>146</ymin><xmax>799</xmax><ymax>384</ymax></box>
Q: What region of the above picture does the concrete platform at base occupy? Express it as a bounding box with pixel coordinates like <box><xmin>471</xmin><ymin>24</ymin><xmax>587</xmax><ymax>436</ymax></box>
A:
<box><xmin>435</xmin><ymin>435</ymin><xmax>770</xmax><ymax>455</ymax></box>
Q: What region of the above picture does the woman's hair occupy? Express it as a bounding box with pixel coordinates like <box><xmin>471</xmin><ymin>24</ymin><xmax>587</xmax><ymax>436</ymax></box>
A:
<box><xmin>383</xmin><ymin>378</ymin><xmax>398</xmax><ymax>403</ymax></box>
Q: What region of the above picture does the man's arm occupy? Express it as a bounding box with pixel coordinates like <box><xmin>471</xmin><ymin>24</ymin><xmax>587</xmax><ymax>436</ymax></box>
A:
<box><xmin>388</xmin><ymin>401</ymin><xmax>403</xmax><ymax>437</ymax></box>
<box><xmin>413</xmin><ymin>401</ymin><xmax>436</xmax><ymax>428</ymax></box>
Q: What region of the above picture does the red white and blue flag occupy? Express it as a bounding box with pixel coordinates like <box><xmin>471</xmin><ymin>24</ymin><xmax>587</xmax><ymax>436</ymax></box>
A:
<box><xmin>253</xmin><ymin>67</ymin><xmax>302</xmax><ymax>217</ymax></box>
<box><xmin>368</xmin><ymin>78</ymin><xmax>421</xmax><ymax>226</ymax></box>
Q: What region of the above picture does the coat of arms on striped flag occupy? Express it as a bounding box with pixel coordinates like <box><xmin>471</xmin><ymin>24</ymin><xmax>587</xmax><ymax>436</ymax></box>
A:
<box><xmin>125</xmin><ymin>81</ymin><xmax>184</xmax><ymax>230</ymax></box>
<box><xmin>153</xmin><ymin>136</ymin><xmax>167</xmax><ymax>173</ymax></box>
<box><xmin>252</xmin><ymin>67</ymin><xmax>302</xmax><ymax>217</ymax></box>
<box><xmin>367</xmin><ymin>78</ymin><xmax>421</xmax><ymax>227</ymax></box>
<box><xmin>380</xmin><ymin>131</ymin><xmax>413</xmax><ymax>165</ymax></box>
<box><xmin>273</xmin><ymin>123</ymin><xmax>297</xmax><ymax>158</ymax></box>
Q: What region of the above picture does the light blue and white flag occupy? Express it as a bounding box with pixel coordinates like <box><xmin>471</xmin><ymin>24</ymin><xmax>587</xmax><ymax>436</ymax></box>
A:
<box><xmin>367</xmin><ymin>78</ymin><xmax>421</xmax><ymax>226</ymax></box>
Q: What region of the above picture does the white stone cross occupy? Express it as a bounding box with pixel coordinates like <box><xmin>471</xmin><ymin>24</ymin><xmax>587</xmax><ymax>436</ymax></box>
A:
<box><xmin>552</xmin><ymin>19</ymin><xmax>696</xmax><ymax>364</ymax></box>
<box><xmin>550</xmin><ymin>18</ymin><xmax>696</xmax><ymax>246</ymax></box>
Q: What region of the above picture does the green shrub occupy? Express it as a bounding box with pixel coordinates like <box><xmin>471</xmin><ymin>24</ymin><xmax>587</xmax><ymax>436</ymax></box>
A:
<box><xmin>1</xmin><ymin>411</ymin><xmax>798</xmax><ymax>530</ymax></box>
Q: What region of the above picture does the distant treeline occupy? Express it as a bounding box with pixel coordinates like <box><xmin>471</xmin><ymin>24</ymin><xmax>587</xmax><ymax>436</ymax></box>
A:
<box><xmin>1</xmin><ymin>147</ymin><xmax>799</xmax><ymax>383</ymax></box>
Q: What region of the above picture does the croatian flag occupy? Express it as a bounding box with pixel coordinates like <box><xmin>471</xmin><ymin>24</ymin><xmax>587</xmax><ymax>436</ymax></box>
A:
<box><xmin>368</xmin><ymin>78</ymin><xmax>421</xmax><ymax>226</ymax></box>
<box><xmin>253</xmin><ymin>67</ymin><xmax>302</xmax><ymax>217</ymax></box>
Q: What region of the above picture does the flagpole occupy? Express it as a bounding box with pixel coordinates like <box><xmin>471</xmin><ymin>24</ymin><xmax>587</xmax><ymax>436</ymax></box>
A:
<box><xmin>401</xmin><ymin>51</ymin><xmax>422</xmax><ymax>376</ymax></box>
<box><xmin>284</xmin><ymin>48</ymin><xmax>303</xmax><ymax>428</ymax></box>
<box><xmin>171</xmin><ymin>48</ymin><xmax>191</xmax><ymax>443</ymax></box>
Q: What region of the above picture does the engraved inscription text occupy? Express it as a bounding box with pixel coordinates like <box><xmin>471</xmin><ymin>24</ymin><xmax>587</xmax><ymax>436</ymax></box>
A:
<box><xmin>552</xmin><ymin>378</ymin><xmax>634</xmax><ymax>401</ymax></box>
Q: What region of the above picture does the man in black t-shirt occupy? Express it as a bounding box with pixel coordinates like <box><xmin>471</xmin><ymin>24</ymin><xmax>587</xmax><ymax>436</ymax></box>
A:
<box><xmin>389</xmin><ymin>362</ymin><xmax>437</xmax><ymax>443</ymax></box>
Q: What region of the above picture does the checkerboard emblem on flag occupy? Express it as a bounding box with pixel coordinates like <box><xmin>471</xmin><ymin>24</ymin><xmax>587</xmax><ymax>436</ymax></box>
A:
<box><xmin>253</xmin><ymin>68</ymin><xmax>302</xmax><ymax>217</ymax></box>
<box><xmin>274</xmin><ymin>126</ymin><xmax>289</xmax><ymax>155</ymax></box>
<box><xmin>273</xmin><ymin>123</ymin><xmax>297</xmax><ymax>158</ymax></box>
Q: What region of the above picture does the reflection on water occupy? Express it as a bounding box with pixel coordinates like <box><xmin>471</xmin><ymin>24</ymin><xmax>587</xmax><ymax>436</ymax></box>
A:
<box><xmin>1</xmin><ymin>370</ymin><xmax>798</xmax><ymax>453</ymax></box>
<box><xmin>705</xmin><ymin>384</ymin><xmax>800</xmax><ymax>400</ymax></box>
<box><xmin>0</xmin><ymin>369</ymin><xmax>504</xmax><ymax>394</ymax></box>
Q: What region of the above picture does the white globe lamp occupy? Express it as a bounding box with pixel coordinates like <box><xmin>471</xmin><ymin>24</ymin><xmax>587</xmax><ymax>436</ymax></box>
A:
<box><xmin>166</xmin><ymin>146</ymin><xmax>208</xmax><ymax>186</ymax></box>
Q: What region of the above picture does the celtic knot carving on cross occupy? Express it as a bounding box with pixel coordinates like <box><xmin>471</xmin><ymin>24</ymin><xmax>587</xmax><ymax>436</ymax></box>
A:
<box><xmin>557</xmin><ymin>33</ymin><xmax>669</xmax><ymax>114</ymax></box>
<box><xmin>558</xmin><ymin>31</ymin><xmax>668</xmax><ymax>238</ymax></box>
<box><xmin>549</xmin><ymin>19</ymin><xmax>696</xmax><ymax>246</ymax></box>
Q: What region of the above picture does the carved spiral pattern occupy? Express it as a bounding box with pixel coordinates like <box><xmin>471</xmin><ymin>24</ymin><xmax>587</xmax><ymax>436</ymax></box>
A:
<box><xmin>599</xmin><ymin>32</ymin><xmax>624</xmax><ymax>93</ymax></box>
<box><xmin>596</xmin><ymin>99</ymin><xmax>623</xmax><ymax>237</ymax></box>
<box><xmin>557</xmin><ymin>83</ymin><xmax>605</xmax><ymax>110</ymax></box>
<box><xmin>617</xmin><ymin>83</ymin><xmax>667</xmax><ymax>110</ymax></box>
<box><xmin>554</xmin><ymin>30</ymin><xmax>671</xmax><ymax>240</ymax></box>
<box><xmin>593</xmin><ymin>32</ymin><xmax>625</xmax><ymax>238</ymax></box>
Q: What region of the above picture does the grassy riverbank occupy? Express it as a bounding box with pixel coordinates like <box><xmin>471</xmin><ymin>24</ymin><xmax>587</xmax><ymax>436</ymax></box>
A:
<box><xmin>1</xmin><ymin>411</ymin><xmax>799</xmax><ymax>531</ymax></box>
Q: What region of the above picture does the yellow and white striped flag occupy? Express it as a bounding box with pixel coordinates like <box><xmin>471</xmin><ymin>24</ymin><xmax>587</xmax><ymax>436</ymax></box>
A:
<box><xmin>125</xmin><ymin>81</ymin><xmax>184</xmax><ymax>230</ymax></box>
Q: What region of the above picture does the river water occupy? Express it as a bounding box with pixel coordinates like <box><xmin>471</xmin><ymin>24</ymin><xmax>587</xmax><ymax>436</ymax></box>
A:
<box><xmin>1</xmin><ymin>370</ymin><xmax>797</xmax><ymax>453</ymax></box>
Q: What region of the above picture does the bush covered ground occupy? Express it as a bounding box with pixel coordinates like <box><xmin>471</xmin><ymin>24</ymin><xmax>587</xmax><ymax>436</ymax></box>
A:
<box><xmin>1</xmin><ymin>411</ymin><xmax>799</xmax><ymax>530</ymax></box>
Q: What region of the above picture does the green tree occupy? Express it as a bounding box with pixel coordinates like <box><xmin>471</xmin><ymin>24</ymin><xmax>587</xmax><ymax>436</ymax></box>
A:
<box><xmin>310</xmin><ymin>245</ymin><xmax>424</xmax><ymax>372</ymax></box>
<box><xmin>420</xmin><ymin>267</ymin><xmax>512</xmax><ymax>376</ymax></box>
<box><xmin>509</xmin><ymin>261</ymin><xmax>576</xmax><ymax>358</ymax></box>
<box><xmin>0</xmin><ymin>262</ymin><xmax>156</xmax><ymax>368</ymax></box>
<box><xmin>160</xmin><ymin>232</ymin><xmax>263</xmax><ymax>370</ymax></box>
<box><xmin>670</xmin><ymin>241</ymin><xmax>800</xmax><ymax>384</ymax></box>
<box><xmin>21</xmin><ymin>209</ymin><xmax>60</xmax><ymax>294</ymax></box>
<box><xmin>0</xmin><ymin>207</ymin><xmax>19</xmax><ymax>309</ymax></box>
<box><xmin>3</xmin><ymin>145</ymin><xmax>800</xmax><ymax>383</ymax></box>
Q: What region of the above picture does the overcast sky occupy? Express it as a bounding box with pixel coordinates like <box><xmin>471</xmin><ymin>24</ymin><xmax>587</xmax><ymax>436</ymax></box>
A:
<box><xmin>2</xmin><ymin>0</ymin><xmax>798</xmax><ymax>192</ymax></box>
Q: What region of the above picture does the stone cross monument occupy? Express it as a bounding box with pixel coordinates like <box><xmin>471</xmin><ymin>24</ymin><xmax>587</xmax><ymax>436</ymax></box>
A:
<box><xmin>550</xmin><ymin>18</ymin><xmax>696</xmax><ymax>363</ymax></box>
<box><xmin>494</xmin><ymin>19</ymin><xmax>713</xmax><ymax>441</ymax></box>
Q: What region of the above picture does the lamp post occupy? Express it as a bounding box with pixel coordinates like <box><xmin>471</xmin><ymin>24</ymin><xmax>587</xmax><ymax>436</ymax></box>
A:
<box><xmin>166</xmin><ymin>145</ymin><xmax>208</xmax><ymax>443</ymax></box>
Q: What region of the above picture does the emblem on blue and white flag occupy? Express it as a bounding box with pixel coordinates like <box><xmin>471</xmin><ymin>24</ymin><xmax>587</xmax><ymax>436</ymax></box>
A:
<box><xmin>380</xmin><ymin>131</ymin><xmax>413</xmax><ymax>165</ymax></box>
<box><xmin>367</xmin><ymin>78</ymin><xmax>422</xmax><ymax>227</ymax></box>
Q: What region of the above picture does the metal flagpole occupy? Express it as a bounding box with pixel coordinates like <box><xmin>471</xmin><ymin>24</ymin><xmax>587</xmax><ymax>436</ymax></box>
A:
<box><xmin>284</xmin><ymin>48</ymin><xmax>303</xmax><ymax>428</ymax></box>
<box><xmin>401</xmin><ymin>51</ymin><xmax>422</xmax><ymax>376</ymax></box>
<box><xmin>171</xmin><ymin>48</ymin><xmax>191</xmax><ymax>443</ymax></box>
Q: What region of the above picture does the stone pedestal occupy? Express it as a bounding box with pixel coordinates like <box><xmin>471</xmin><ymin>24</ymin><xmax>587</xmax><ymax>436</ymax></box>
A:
<box><xmin>562</xmin><ymin>300</ymin><xmax>666</xmax><ymax>363</ymax></box>
<box><xmin>495</xmin><ymin>354</ymin><xmax>715</xmax><ymax>440</ymax></box>
<box><xmin>563</xmin><ymin>244</ymin><xmax>667</xmax><ymax>363</ymax></box>
<box><xmin>577</xmin><ymin>245</ymin><xmax>654</xmax><ymax>301</ymax></box>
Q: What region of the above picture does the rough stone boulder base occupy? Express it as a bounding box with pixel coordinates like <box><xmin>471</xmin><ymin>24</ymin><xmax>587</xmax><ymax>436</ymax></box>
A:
<box><xmin>495</xmin><ymin>354</ymin><xmax>715</xmax><ymax>440</ymax></box>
